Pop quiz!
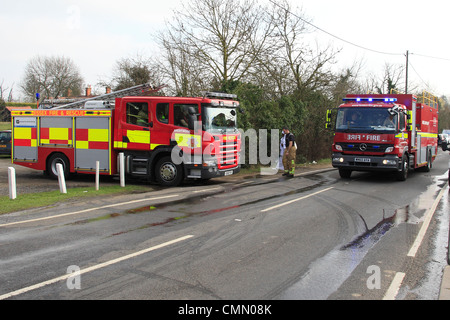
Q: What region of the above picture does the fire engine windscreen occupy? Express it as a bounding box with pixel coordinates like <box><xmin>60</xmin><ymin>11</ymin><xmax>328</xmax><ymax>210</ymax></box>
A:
<box><xmin>202</xmin><ymin>106</ymin><xmax>238</xmax><ymax>133</ymax></box>
<box><xmin>335</xmin><ymin>107</ymin><xmax>397</xmax><ymax>133</ymax></box>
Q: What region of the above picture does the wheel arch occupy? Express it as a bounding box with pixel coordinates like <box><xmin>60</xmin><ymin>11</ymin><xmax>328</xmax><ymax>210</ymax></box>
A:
<box><xmin>149</xmin><ymin>146</ymin><xmax>185</xmax><ymax>181</ymax></box>
<box><xmin>45</xmin><ymin>151</ymin><xmax>72</xmax><ymax>179</ymax></box>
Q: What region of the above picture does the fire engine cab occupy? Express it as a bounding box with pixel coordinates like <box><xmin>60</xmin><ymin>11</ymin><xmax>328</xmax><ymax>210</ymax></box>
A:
<box><xmin>326</xmin><ymin>93</ymin><xmax>438</xmax><ymax>181</ymax></box>
<box><xmin>10</xmin><ymin>84</ymin><xmax>241</xmax><ymax>186</ymax></box>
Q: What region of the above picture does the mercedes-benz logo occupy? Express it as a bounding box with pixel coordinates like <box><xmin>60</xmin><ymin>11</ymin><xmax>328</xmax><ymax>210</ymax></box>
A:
<box><xmin>359</xmin><ymin>143</ymin><xmax>367</xmax><ymax>151</ymax></box>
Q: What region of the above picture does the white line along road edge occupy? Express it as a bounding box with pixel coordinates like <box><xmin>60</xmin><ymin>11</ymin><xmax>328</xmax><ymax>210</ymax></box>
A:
<box><xmin>0</xmin><ymin>235</ymin><xmax>194</xmax><ymax>300</ymax></box>
<box><xmin>261</xmin><ymin>187</ymin><xmax>334</xmax><ymax>212</ymax></box>
<box><xmin>383</xmin><ymin>182</ymin><xmax>448</xmax><ymax>300</ymax></box>
<box><xmin>408</xmin><ymin>184</ymin><xmax>447</xmax><ymax>257</ymax></box>
<box><xmin>0</xmin><ymin>194</ymin><xmax>180</xmax><ymax>228</ymax></box>
<box><xmin>383</xmin><ymin>272</ymin><xmax>406</xmax><ymax>300</ymax></box>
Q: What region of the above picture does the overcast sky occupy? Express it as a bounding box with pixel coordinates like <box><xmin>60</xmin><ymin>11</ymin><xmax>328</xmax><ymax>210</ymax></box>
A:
<box><xmin>1</xmin><ymin>0</ymin><xmax>450</xmax><ymax>99</ymax></box>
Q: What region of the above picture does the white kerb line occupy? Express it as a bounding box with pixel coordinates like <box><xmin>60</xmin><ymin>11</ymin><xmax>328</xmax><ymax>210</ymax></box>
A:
<box><xmin>261</xmin><ymin>187</ymin><xmax>334</xmax><ymax>212</ymax></box>
<box><xmin>407</xmin><ymin>184</ymin><xmax>448</xmax><ymax>257</ymax></box>
<box><xmin>0</xmin><ymin>234</ymin><xmax>194</xmax><ymax>300</ymax></box>
<box><xmin>383</xmin><ymin>272</ymin><xmax>406</xmax><ymax>300</ymax></box>
<box><xmin>384</xmin><ymin>183</ymin><xmax>448</xmax><ymax>300</ymax></box>
<box><xmin>0</xmin><ymin>194</ymin><xmax>179</xmax><ymax>227</ymax></box>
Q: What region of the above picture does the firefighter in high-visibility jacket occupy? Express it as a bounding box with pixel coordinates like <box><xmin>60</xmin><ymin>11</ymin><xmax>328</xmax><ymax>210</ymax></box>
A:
<box><xmin>282</xmin><ymin>127</ymin><xmax>296</xmax><ymax>178</ymax></box>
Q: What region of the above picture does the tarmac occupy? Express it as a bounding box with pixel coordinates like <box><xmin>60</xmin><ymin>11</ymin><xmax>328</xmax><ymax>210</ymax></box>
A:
<box><xmin>440</xmin><ymin>266</ymin><xmax>450</xmax><ymax>300</ymax></box>
<box><xmin>4</xmin><ymin>157</ymin><xmax>450</xmax><ymax>300</ymax></box>
<box><xmin>227</xmin><ymin>164</ymin><xmax>450</xmax><ymax>300</ymax></box>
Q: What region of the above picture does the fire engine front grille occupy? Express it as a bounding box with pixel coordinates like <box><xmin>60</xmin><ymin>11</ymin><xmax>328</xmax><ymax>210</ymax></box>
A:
<box><xmin>218</xmin><ymin>140</ymin><xmax>238</xmax><ymax>169</ymax></box>
<box><xmin>349</xmin><ymin>161</ymin><xmax>378</xmax><ymax>167</ymax></box>
<box><xmin>341</xmin><ymin>143</ymin><xmax>393</xmax><ymax>153</ymax></box>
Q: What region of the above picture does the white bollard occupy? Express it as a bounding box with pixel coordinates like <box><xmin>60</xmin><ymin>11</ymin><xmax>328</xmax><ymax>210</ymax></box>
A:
<box><xmin>119</xmin><ymin>153</ymin><xmax>125</xmax><ymax>187</ymax></box>
<box><xmin>8</xmin><ymin>167</ymin><xmax>17</xmax><ymax>200</ymax></box>
<box><xmin>56</xmin><ymin>163</ymin><xmax>67</xmax><ymax>194</ymax></box>
<box><xmin>95</xmin><ymin>161</ymin><xmax>100</xmax><ymax>191</ymax></box>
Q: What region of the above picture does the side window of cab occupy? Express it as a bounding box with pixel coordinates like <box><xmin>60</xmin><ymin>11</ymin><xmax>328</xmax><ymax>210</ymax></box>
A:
<box><xmin>399</xmin><ymin>113</ymin><xmax>406</xmax><ymax>131</ymax></box>
<box><xmin>173</xmin><ymin>104</ymin><xmax>199</xmax><ymax>128</ymax></box>
<box><xmin>156</xmin><ymin>103</ymin><xmax>169</xmax><ymax>124</ymax></box>
<box><xmin>126</xmin><ymin>102</ymin><xmax>149</xmax><ymax>127</ymax></box>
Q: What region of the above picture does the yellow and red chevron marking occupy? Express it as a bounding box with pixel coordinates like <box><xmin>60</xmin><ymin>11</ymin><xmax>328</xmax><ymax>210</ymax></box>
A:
<box><xmin>11</xmin><ymin>109</ymin><xmax>111</xmax><ymax>117</ymax></box>
<box><xmin>13</xmin><ymin>127</ymin><xmax>37</xmax><ymax>147</ymax></box>
<box><xmin>40</xmin><ymin>127</ymin><xmax>72</xmax><ymax>145</ymax></box>
<box><xmin>75</xmin><ymin>128</ymin><xmax>109</xmax><ymax>150</ymax></box>
<box><xmin>113</xmin><ymin>130</ymin><xmax>151</xmax><ymax>150</ymax></box>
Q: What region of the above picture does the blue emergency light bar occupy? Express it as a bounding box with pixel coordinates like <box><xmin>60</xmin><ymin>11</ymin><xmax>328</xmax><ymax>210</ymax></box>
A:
<box><xmin>343</xmin><ymin>97</ymin><xmax>397</xmax><ymax>103</ymax></box>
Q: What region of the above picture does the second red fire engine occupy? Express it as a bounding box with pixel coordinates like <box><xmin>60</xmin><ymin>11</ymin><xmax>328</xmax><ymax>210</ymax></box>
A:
<box><xmin>10</xmin><ymin>84</ymin><xmax>241</xmax><ymax>186</ymax></box>
<box><xmin>327</xmin><ymin>93</ymin><xmax>438</xmax><ymax>181</ymax></box>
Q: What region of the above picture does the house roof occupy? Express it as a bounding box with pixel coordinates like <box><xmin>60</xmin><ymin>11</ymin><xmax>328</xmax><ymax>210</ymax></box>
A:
<box><xmin>6</xmin><ymin>106</ymin><xmax>33</xmax><ymax>112</ymax></box>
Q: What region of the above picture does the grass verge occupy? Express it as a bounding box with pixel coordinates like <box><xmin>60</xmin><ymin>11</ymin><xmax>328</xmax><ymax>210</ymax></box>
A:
<box><xmin>0</xmin><ymin>122</ymin><xmax>11</xmax><ymax>131</ymax></box>
<box><xmin>1</xmin><ymin>185</ymin><xmax>145</xmax><ymax>215</ymax></box>
<box><xmin>1</xmin><ymin>158</ymin><xmax>332</xmax><ymax>215</ymax></box>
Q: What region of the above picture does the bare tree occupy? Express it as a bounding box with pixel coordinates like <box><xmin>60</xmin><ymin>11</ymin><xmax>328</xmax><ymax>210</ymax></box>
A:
<box><xmin>0</xmin><ymin>80</ymin><xmax>8</xmax><ymax>101</ymax></box>
<box><xmin>157</xmin><ymin>30</ymin><xmax>210</xmax><ymax>96</ymax></box>
<box><xmin>20</xmin><ymin>56</ymin><xmax>84</xmax><ymax>101</ymax></box>
<box><xmin>162</xmin><ymin>0</ymin><xmax>267</xmax><ymax>92</ymax></box>
<box><xmin>364</xmin><ymin>63</ymin><xmax>407</xmax><ymax>94</ymax></box>
<box><xmin>251</xmin><ymin>0</ymin><xmax>340</xmax><ymax>98</ymax></box>
<box><xmin>330</xmin><ymin>60</ymin><xmax>365</xmax><ymax>104</ymax></box>
<box><xmin>0</xmin><ymin>80</ymin><xmax>15</xmax><ymax>102</ymax></box>
<box><xmin>0</xmin><ymin>80</ymin><xmax>16</xmax><ymax>121</ymax></box>
<box><xmin>105</xmin><ymin>54</ymin><xmax>160</xmax><ymax>91</ymax></box>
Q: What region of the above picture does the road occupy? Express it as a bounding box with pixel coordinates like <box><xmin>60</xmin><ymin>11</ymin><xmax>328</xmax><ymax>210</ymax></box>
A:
<box><xmin>0</xmin><ymin>152</ymin><xmax>448</xmax><ymax>303</ymax></box>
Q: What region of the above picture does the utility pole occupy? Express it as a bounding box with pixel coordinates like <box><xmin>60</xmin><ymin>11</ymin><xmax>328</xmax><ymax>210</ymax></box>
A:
<box><xmin>405</xmin><ymin>50</ymin><xmax>409</xmax><ymax>94</ymax></box>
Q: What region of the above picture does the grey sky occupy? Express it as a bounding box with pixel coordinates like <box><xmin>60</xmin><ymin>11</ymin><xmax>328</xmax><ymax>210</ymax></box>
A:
<box><xmin>1</xmin><ymin>0</ymin><xmax>449</xmax><ymax>99</ymax></box>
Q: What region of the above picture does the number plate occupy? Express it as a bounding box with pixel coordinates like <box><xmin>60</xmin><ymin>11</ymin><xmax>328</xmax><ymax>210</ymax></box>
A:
<box><xmin>224</xmin><ymin>170</ymin><xmax>233</xmax><ymax>176</ymax></box>
<box><xmin>354</xmin><ymin>157</ymin><xmax>371</xmax><ymax>163</ymax></box>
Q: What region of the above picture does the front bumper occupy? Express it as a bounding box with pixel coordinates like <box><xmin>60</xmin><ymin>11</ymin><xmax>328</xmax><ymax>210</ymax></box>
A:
<box><xmin>185</xmin><ymin>164</ymin><xmax>241</xmax><ymax>179</ymax></box>
<box><xmin>332</xmin><ymin>153</ymin><xmax>400</xmax><ymax>172</ymax></box>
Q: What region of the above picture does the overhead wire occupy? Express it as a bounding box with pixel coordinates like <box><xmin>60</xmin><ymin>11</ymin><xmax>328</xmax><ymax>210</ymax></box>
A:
<box><xmin>268</xmin><ymin>0</ymin><xmax>450</xmax><ymax>61</ymax></box>
<box><xmin>267</xmin><ymin>0</ymin><xmax>450</xmax><ymax>93</ymax></box>
<box><xmin>267</xmin><ymin>0</ymin><xmax>404</xmax><ymax>56</ymax></box>
<box><xmin>408</xmin><ymin>60</ymin><xmax>428</xmax><ymax>88</ymax></box>
<box><xmin>410</xmin><ymin>52</ymin><xmax>450</xmax><ymax>62</ymax></box>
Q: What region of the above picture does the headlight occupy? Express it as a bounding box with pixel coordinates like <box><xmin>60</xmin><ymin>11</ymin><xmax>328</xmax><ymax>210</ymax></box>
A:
<box><xmin>333</xmin><ymin>157</ymin><xmax>344</xmax><ymax>163</ymax></box>
<box><xmin>382</xmin><ymin>159</ymin><xmax>397</xmax><ymax>165</ymax></box>
<box><xmin>203</xmin><ymin>159</ymin><xmax>217</xmax><ymax>167</ymax></box>
<box><xmin>335</xmin><ymin>144</ymin><xmax>343</xmax><ymax>151</ymax></box>
<box><xmin>385</xmin><ymin>147</ymin><xmax>394</xmax><ymax>153</ymax></box>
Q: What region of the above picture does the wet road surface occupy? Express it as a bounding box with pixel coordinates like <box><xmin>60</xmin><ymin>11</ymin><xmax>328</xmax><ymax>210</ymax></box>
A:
<box><xmin>0</xmin><ymin>152</ymin><xmax>448</xmax><ymax>300</ymax></box>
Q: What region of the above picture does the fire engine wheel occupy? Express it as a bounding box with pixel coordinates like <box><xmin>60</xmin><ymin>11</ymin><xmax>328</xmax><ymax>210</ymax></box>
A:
<box><xmin>338</xmin><ymin>169</ymin><xmax>352</xmax><ymax>179</ymax></box>
<box><xmin>396</xmin><ymin>155</ymin><xmax>408</xmax><ymax>181</ymax></box>
<box><xmin>155</xmin><ymin>156</ymin><xmax>183</xmax><ymax>187</ymax></box>
<box><xmin>47</xmin><ymin>153</ymin><xmax>70</xmax><ymax>180</ymax></box>
<box><xmin>418</xmin><ymin>151</ymin><xmax>432</xmax><ymax>172</ymax></box>
<box><xmin>424</xmin><ymin>151</ymin><xmax>432</xmax><ymax>172</ymax></box>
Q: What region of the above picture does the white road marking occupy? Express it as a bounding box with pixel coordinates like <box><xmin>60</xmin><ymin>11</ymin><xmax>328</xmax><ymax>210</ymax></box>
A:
<box><xmin>407</xmin><ymin>185</ymin><xmax>447</xmax><ymax>257</ymax></box>
<box><xmin>261</xmin><ymin>187</ymin><xmax>334</xmax><ymax>212</ymax></box>
<box><xmin>0</xmin><ymin>194</ymin><xmax>179</xmax><ymax>227</ymax></box>
<box><xmin>0</xmin><ymin>234</ymin><xmax>194</xmax><ymax>300</ymax></box>
<box><xmin>383</xmin><ymin>181</ymin><xmax>448</xmax><ymax>299</ymax></box>
<box><xmin>193</xmin><ymin>187</ymin><xmax>222</xmax><ymax>193</ymax></box>
<box><xmin>383</xmin><ymin>272</ymin><xmax>406</xmax><ymax>300</ymax></box>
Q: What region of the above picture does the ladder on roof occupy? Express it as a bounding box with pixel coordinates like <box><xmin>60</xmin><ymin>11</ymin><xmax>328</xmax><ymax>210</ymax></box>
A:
<box><xmin>202</xmin><ymin>91</ymin><xmax>238</xmax><ymax>100</ymax></box>
<box><xmin>52</xmin><ymin>83</ymin><xmax>165</xmax><ymax>109</ymax></box>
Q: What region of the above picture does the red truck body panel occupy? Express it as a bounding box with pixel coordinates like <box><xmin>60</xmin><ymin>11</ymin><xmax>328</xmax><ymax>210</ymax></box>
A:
<box><xmin>11</xmin><ymin>93</ymin><xmax>241</xmax><ymax>186</ymax></box>
<box><xmin>331</xmin><ymin>94</ymin><xmax>438</xmax><ymax>180</ymax></box>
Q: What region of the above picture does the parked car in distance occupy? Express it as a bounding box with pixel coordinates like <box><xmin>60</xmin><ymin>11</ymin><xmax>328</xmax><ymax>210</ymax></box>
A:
<box><xmin>440</xmin><ymin>133</ymin><xmax>450</xmax><ymax>151</ymax></box>
<box><xmin>0</xmin><ymin>130</ymin><xmax>11</xmax><ymax>155</ymax></box>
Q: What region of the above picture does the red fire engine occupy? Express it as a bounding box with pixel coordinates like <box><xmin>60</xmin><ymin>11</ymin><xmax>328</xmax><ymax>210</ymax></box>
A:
<box><xmin>326</xmin><ymin>93</ymin><xmax>438</xmax><ymax>181</ymax></box>
<box><xmin>10</xmin><ymin>84</ymin><xmax>241</xmax><ymax>186</ymax></box>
